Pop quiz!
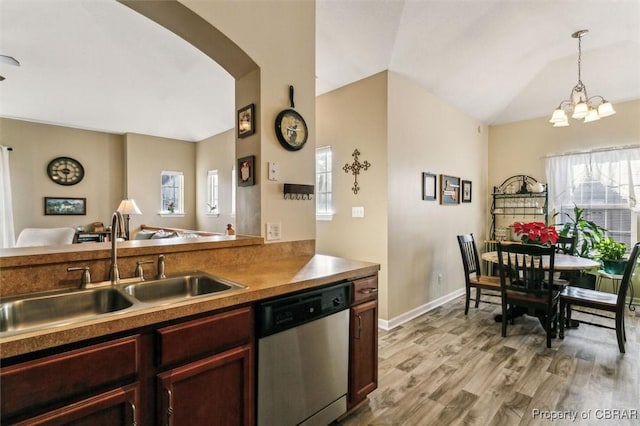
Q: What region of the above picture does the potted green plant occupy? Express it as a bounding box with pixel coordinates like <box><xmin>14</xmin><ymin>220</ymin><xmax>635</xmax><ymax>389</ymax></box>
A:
<box><xmin>595</xmin><ymin>237</ymin><xmax>628</xmax><ymax>275</ymax></box>
<box><xmin>553</xmin><ymin>204</ymin><xmax>607</xmax><ymax>289</ymax></box>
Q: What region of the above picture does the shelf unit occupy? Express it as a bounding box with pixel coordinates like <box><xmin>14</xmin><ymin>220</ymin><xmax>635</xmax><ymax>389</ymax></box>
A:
<box><xmin>490</xmin><ymin>174</ymin><xmax>548</xmax><ymax>240</ymax></box>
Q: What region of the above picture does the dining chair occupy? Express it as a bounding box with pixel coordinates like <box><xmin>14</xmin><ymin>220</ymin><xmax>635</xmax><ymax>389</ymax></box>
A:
<box><xmin>559</xmin><ymin>241</ymin><xmax>640</xmax><ymax>353</ymax></box>
<box><xmin>555</xmin><ymin>235</ymin><xmax>576</xmax><ymax>255</ymax></box>
<box><xmin>457</xmin><ymin>234</ymin><xmax>501</xmax><ymax>315</ymax></box>
<box><xmin>496</xmin><ymin>242</ymin><xmax>559</xmax><ymax>348</ymax></box>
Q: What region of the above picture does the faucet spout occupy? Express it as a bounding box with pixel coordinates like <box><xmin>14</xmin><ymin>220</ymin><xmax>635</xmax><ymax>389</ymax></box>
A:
<box><xmin>110</xmin><ymin>210</ymin><xmax>125</xmax><ymax>284</ymax></box>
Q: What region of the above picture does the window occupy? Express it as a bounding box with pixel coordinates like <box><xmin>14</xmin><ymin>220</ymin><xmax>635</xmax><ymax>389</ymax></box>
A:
<box><xmin>207</xmin><ymin>170</ymin><xmax>219</xmax><ymax>215</ymax></box>
<box><xmin>316</xmin><ymin>146</ymin><xmax>333</xmax><ymax>220</ymax></box>
<box><xmin>160</xmin><ymin>171</ymin><xmax>184</xmax><ymax>214</ymax></box>
<box><xmin>546</xmin><ymin>148</ymin><xmax>640</xmax><ymax>252</ymax></box>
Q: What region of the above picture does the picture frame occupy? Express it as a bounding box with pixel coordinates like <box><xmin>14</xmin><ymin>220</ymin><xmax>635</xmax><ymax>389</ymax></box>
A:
<box><xmin>237</xmin><ymin>155</ymin><xmax>255</xmax><ymax>186</ymax></box>
<box><xmin>461</xmin><ymin>180</ymin><xmax>472</xmax><ymax>203</ymax></box>
<box><xmin>439</xmin><ymin>175</ymin><xmax>460</xmax><ymax>204</ymax></box>
<box><xmin>422</xmin><ymin>172</ymin><xmax>437</xmax><ymax>201</ymax></box>
<box><xmin>237</xmin><ymin>103</ymin><xmax>255</xmax><ymax>138</ymax></box>
<box><xmin>44</xmin><ymin>197</ymin><xmax>86</xmax><ymax>215</ymax></box>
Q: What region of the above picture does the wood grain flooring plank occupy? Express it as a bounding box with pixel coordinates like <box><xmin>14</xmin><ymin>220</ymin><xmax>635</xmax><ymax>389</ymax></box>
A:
<box><xmin>338</xmin><ymin>295</ymin><xmax>639</xmax><ymax>425</ymax></box>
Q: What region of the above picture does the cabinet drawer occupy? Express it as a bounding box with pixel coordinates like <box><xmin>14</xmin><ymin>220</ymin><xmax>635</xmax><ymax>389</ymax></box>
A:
<box><xmin>157</xmin><ymin>306</ymin><xmax>253</xmax><ymax>367</ymax></box>
<box><xmin>352</xmin><ymin>275</ymin><xmax>378</xmax><ymax>304</ymax></box>
<box><xmin>1</xmin><ymin>335</ymin><xmax>139</xmax><ymax>418</ymax></box>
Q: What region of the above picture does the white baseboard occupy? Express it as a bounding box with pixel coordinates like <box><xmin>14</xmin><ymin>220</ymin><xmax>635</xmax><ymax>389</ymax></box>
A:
<box><xmin>378</xmin><ymin>288</ymin><xmax>465</xmax><ymax>331</ymax></box>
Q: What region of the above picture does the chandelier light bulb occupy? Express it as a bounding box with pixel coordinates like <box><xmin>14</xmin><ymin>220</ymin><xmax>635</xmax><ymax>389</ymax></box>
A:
<box><xmin>583</xmin><ymin>108</ymin><xmax>600</xmax><ymax>123</ymax></box>
<box><xmin>597</xmin><ymin>101</ymin><xmax>616</xmax><ymax>118</ymax></box>
<box><xmin>549</xmin><ymin>108</ymin><xmax>568</xmax><ymax>123</ymax></box>
<box><xmin>571</xmin><ymin>102</ymin><xmax>589</xmax><ymax>119</ymax></box>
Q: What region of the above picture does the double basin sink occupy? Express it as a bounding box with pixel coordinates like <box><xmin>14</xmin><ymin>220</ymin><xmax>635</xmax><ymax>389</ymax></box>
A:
<box><xmin>0</xmin><ymin>273</ymin><xmax>246</xmax><ymax>336</ymax></box>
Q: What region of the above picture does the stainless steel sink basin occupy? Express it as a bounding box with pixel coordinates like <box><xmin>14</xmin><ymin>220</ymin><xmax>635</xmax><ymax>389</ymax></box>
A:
<box><xmin>123</xmin><ymin>273</ymin><xmax>245</xmax><ymax>304</ymax></box>
<box><xmin>0</xmin><ymin>288</ymin><xmax>134</xmax><ymax>334</ymax></box>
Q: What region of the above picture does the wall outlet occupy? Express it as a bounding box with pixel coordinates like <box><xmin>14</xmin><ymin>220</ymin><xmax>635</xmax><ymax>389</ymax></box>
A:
<box><xmin>266</xmin><ymin>222</ymin><xmax>281</xmax><ymax>241</ymax></box>
<box><xmin>352</xmin><ymin>206</ymin><xmax>365</xmax><ymax>218</ymax></box>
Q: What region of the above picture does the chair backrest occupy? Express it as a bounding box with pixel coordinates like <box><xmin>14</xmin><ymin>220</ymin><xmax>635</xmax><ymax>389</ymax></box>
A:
<box><xmin>555</xmin><ymin>235</ymin><xmax>576</xmax><ymax>255</ymax></box>
<box><xmin>616</xmin><ymin>242</ymin><xmax>640</xmax><ymax>309</ymax></box>
<box><xmin>457</xmin><ymin>234</ymin><xmax>481</xmax><ymax>278</ymax></box>
<box><xmin>15</xmin><ymin>227</ymin><xmax>76</xmax><ymax>247</ymax></box>
<box><xmin>497</xmin><ymin>242</ymin><xmax>556</xmax><ymax>299</ymax></box>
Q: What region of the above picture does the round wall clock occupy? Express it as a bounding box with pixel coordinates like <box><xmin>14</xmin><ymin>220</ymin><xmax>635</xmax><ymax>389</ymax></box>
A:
<box><xmin>274</xmin><ymin>109</ymin><xmax>308</xmax><ymax>151</ymax></box>
<box><xmin>47</xmin><ymin>156</ymin><xmax>85</xmax><ymax>185</ymax></box>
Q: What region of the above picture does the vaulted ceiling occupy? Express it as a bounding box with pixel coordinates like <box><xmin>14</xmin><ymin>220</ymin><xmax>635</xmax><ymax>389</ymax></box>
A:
<box><xmin>1</xmin><ymin>0</ymin><xmax>639</xmax><ymax>141</ymax></box>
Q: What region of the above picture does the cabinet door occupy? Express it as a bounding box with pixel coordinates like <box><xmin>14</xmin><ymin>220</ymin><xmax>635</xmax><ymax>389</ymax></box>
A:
<box><xmin>349</xmin><ymin>300</ymin><xmax>378</xmax><ymax>409</ymax></box>
<box><xmin>11</xmin><ymin>383</ymin><xmax>138</xmax><ymax>426</ymax></box>
<box><xmin>157</xmin><ymin>344</ymin><xmax>253</xmax><ymax>426</ymax></box>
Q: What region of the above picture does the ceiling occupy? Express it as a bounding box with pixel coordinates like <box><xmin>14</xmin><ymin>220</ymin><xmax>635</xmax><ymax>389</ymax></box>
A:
<box><xmin>1</xmin><ymin>1</ymin><xmax>639</xmax><ymax>142</ymax></box>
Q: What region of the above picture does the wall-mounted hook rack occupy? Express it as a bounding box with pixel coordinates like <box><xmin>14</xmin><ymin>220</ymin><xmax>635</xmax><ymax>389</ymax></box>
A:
<box><xmin>284</xmin><ymin>183</ymin><xmax>314</xmax><ymax>200</ymax></box>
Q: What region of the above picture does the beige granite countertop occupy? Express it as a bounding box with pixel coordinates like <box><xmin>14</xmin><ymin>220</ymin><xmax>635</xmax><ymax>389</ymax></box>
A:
<box><xmin>0</xmin><ymin>254</ymin><xmax>380</xmax><ymax>359</ymax></box>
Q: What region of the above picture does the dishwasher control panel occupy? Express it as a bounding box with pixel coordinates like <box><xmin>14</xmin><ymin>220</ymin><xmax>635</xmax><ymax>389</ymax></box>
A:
<box><xmin>257</xmin><ymin>281</ymin><xmax>351</xmax><ymax>338</ymax></box>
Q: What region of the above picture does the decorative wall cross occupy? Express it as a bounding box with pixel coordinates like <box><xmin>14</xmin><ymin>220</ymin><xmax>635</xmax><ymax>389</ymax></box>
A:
<box><xmin>343</xmin><ymin>149</ymin><xmax>371</xmax><ymax>194</ymax></box>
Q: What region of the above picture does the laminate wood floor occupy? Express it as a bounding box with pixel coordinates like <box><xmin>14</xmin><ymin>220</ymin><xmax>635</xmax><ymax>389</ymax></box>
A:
<box><xmin>338</xmin><ymin>295</ymin><xmax>640</xmax><ymax>426</ymax></box>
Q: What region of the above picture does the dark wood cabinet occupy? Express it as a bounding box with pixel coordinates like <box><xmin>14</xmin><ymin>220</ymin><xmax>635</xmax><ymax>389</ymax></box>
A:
<box><xmin>1</xmin><ymin>335</ymin><xmax>139</xmax><ymax>424</ymax></box>
<box><xmin>11</xmin><ymin>384</ymin><xmax>139</xmax><ymax>426</ymax></box>
<box><xmin>155</xmin><ymin>306</ymin><xmax>254</xmax><ymax>426</ymax></box>
<box><xmin>348</xmin><ymin>275</ymin><xmax>378</xmax><ymax>410</ymax></box>
<box><xmin>157</xmin><ymin>345</ymin><xmax>253</xmax><ymax>426</ymax></box>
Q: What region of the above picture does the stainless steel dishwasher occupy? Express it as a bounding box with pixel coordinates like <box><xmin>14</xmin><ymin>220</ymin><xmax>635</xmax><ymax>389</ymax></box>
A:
<box><xmin>257</xmin><ymin>281</ymin><xmax>351</xmax><ymax>426</ymax></box>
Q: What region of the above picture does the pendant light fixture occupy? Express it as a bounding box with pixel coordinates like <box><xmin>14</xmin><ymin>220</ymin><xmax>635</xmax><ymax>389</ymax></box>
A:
<box><xmin>0</xmin><ymin>55</ymin><xmax>20</xmax><ymax>82</ymax></box>
<box><xmin>549</xmin><ymin>30</ymin><xmax>616</xmax><ymax>127</ymax></box>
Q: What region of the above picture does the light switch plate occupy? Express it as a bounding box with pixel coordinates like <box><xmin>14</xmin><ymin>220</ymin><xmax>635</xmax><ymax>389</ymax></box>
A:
<box><xmin>266</xmin><ymin>222</ymin><xmax>282</xmax><ymax>240</ymax></box>
<box><xmin>268</xmin><ymin>161</ymin><xmax>279</xmax><ymax>181</ymax></box>
<box><xmin>352</xmin><ymin>206</ymin><xmax>365</xmax><ymax>218</ymax></box>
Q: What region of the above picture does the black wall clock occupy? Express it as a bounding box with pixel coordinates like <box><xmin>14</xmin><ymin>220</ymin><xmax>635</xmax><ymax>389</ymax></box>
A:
<box><xmin>47</xmin><ymin>156</ymin><xmax>85</xmax><ymax>185</ymax></box>
<box><xmin>274</xmin><ymin>109</ymin><xmax>308</xmax><ymax>151</ymax></box>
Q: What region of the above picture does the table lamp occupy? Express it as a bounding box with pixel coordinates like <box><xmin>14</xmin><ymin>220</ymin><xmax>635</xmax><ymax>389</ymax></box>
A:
<box><xmin>116</xmin><ymin>199</ymin><xmax>142</xmax><ymax>240</ymax></box>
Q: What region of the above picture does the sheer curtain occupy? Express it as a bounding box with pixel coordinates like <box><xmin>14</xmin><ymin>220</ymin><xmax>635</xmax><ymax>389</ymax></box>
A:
<box><xmin>0</xmin><ymin>145</ymin><xmax>15</xmax><ymax>248</ymax></box>
<box><xmin>545</xmin><ymin>146</ymin><xmax>640</xmax><ymax>247</ymax></box>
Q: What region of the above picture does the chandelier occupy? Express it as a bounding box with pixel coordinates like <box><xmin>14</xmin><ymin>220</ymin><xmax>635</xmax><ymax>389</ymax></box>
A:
<box><xmin>549</xmin><ymin>30</ymin><xmax>615</xmax><ymax>127</ymax></box>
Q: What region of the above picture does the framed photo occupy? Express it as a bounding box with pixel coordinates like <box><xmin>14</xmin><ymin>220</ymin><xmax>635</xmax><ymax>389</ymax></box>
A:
<box><xmin>237</xmin><ymin>103</ymin><xmax>255</xmax><ymax>138</ymax></box>
<box><xmin>461</xmin><ymin>180</ymin><xmax>472</xmax><ymax>203</ymax></box>
<box><xmin>44</xmin><ymin>197</ymin><xmax>86</xmax><ymax>215</ymax></box>
<box><xmin>439</xmin><ymin>175</ymin><xmax>460</xmax><ymax>205</ymax></box>
<box><xmin>422</xmin><ymin>172</ymin><xmax>437</xmax><ymax>201</ymax></box>
<box><xmin>238</xmin><ymin>155</ymin><xmax>255</xmax><ymax>186</ymax></box>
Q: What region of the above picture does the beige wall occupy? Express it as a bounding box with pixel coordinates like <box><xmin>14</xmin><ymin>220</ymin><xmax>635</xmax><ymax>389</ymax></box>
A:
<box><xmin>316</xmin><ymin>71</ymin><xmax>389</xmax><ymax>317</ymax></box>
<box><xmin>388</xmin><ymin>72</ymin><xmax>489</xmax><ymax>320</ymax></box>
<box><xmin>196</xmin><ymin>129</ymin><xmax>235</xmax><ymax>233</ymax></box>
<box><xmin>125</xmin><ymin>133</ymin><xmax>197</xmax><ymax>233</ymax></box>
<box><xmin>316</xmin><ymin>71</ymin><xmax>489</xmax><ymax>322</ymax></box>
<box><xmin>1</xmin><ymin>118</ymin><xmax>124</xmax><ymax>235</ymax></box>
<box><xmin>488</xmin><ymin>99</ymin><xmax>640</xmax><ymax>190</ymax></box>
<box><xmin>184</xmin><ymin>0</ymin><xmax>317</xmax><ymax>242</ymax></box>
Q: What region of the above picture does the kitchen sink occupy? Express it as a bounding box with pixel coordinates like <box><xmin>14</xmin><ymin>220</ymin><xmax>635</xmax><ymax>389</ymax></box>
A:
<box><xmin>123</xmin><ymin>273</ymin><xmax>246</xmax><ymax>304</ymax></box>
<box><xmin>0</xmin><ymin>288</ymin><xmax>134</xmax><ymax>334</ymax></box>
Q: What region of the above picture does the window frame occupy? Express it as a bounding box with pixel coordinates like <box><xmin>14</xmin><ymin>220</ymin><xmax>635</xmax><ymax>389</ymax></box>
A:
<box><xmin>160</xmin><ymin>170</ymin><xmax>184</xmax><ymax>215</ymax></box>
<box><xmin>206</xmin><ymin>169</ymin><xmax>219</xmax><ymax>216</ymax></box>
<box><xmin>316</xmin><ymin>145</ymin><xmax>333</xmax><ymax>221</ymax></box>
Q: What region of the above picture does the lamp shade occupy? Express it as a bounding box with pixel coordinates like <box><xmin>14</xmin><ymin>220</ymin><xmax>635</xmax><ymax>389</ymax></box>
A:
<box><xmin>549</xmin><ymin>108</ymin><xmax>567</xmax><ymax>123</ymax></box>
<box><xmin>597</xmin><ymin>101</ymin><xmax>616</xmax><ymax>118</ymax></box>
<box><xmin>572</xmin><ymin>102</ymin><xmax>589</xmax><ymax>119</ymax></box>
<box><xmin>583</xmin><ymin>108</ymin><xmax>600</xmax><ymax>123</ymax></box>
<box><xmin>117</xmin><ymin>199</ymin><xmax>142</xmax><ymax>215</ymax></box>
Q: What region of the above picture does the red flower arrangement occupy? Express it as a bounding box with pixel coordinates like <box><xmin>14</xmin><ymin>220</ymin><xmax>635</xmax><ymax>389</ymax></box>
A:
<box><xmin>512</xmin><ymin>221</ymin><xmax>559</xmax><ymax>245</ymax></box>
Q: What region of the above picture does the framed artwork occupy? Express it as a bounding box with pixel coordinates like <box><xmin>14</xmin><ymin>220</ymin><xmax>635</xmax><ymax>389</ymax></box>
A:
<box><xmin>237</xmin><ymin>104</ymin><xmax>255</xmax><ymax>138</ymax></box>
<box><xmin>439</xmin><ymin>175</ymin><xmax>460</xmax><ymax>204</ymax></box>
<box><xmin>461</xmin><ymin>180</ymin><xmax>472</xmax><ymax>203</ymax></box>
<box><xmin>44</xmin><ymin>197</ymin><xmax>86</xmax><ymax>215</ymax></box>
<box><xmin>422</xmin><ymin>172</ymin><xmax>437</xmax><ymax>201</ymax></box>
<box><xmin>238</xmin><ymin>155</ymin><xmax>255</xmax><ymax>186</ymax></box>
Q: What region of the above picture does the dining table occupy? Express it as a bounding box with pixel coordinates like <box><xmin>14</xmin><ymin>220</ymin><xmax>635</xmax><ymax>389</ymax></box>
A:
<box><xmin>481</xmin><ymin>251</ymin><xmax>601</xmax><ymax>332</ymax></box>
<box><xmin>481</xmin><ymin>251</ymin><xmax>600</xmax><ymax>271</ymax></box>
